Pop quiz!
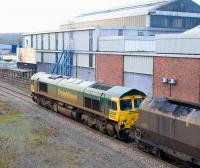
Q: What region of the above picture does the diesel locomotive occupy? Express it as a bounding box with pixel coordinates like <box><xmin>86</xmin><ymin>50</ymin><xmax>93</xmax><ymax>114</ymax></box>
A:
<box><xmin>131</xmin><ymin>97</ymin><xmax>200</xmax><ymax>166</ymax></box>
<box><xmin>31</xmin><ymin>72</ymin><xmax>145</xmax><ymax>139</ymax></box>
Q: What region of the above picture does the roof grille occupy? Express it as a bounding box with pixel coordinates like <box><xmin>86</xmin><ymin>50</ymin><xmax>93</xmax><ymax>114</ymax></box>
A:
<box><xmin>90</xmin><ymin>83</ymin><xmax>112</xmax><ymax>91</ymax></box>
<box><xmin>48</xmin><ymin>75</ymin><xmax>63</xmax><ymax>80</ymax></box>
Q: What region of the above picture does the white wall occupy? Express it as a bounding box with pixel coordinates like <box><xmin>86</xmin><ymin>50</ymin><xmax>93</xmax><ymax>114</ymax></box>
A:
<box><xmin>124</xmin><ymin>55</ymin><xmax>153</xmax><ymax>75</ymax></box>
<box><xmin>43</xmin><ymin>53</ymin><xmax>56</xmax><ymax>64</ymax></box>
<box><xmin>43</xmin><ymin>34</ymin><xmax>49</xmax><ymax>50</ymax></box>
<box><xmin>74</xmin><ymin>31</ymin><xmax>89</xmax><ymax>51</ymax></box>
<box><xmin>50</xmin><ymin>33</ymin><xmax>56</xmax><ymax>50</ymax></box>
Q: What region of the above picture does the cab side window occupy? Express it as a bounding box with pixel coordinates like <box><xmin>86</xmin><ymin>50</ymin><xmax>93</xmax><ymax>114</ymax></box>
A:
<box><xmin>39</xmin><ymin>82</ymin><xmax>48</xmax><ymax>93</ymax></box>
<box><xmin>108</xmin><ymin>100</ymin><xmax>117</xmax><ymax>110</ymax></box>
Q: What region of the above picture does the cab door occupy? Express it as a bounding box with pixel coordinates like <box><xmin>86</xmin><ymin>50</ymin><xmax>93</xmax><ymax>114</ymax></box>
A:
<box><xmin>100</xmin><ymin>93</ymin><xmax>106</xmax><ymax>115</ymax></box>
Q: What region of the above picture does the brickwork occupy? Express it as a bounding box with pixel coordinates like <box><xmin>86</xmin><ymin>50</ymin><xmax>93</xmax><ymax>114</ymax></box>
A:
<box><xmin>153</xmin><ymin>57</ymin><xmax>200</xmax><ymax>103</ymax></box>
<box><xmin>96</xmin><ymin>54</ymin><xmax>123</xmax><ymax>86</ymax></box>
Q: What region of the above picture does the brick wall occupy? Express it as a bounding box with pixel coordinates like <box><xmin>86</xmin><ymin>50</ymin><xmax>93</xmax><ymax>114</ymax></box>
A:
<box><xmin>153</xmin><ymin>57</ymin><xmax>200</xmax><ymax>103</ymax></box>
<box><xmin>96</xmin><ymin>54</ymin><xmax>123</xmax><ymax>86</ymax></box>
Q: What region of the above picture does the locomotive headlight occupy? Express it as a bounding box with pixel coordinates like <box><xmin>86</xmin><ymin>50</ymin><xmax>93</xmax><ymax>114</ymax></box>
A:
<box><xmin>121</xmin><ymin>120</ymin><xmax>126</xmax><ymax>125</ymax></box>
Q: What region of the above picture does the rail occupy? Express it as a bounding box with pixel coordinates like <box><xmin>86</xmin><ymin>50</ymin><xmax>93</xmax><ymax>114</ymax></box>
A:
<box><xmin>0</xmin><ymin>85</ymin><xmax>180</xmax><ymax>168</ymax></box>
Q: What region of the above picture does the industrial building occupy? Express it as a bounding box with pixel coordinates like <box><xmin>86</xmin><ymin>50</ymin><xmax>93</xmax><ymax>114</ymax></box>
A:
<box><xmin>61</xmin><ymin>0</ymin><xmax>200</xmax><ymax>30</ymax></box>
<box><xmin>23</xmin><ymin>0</ymin><xmax>200</xmax><ymax>96</ymax></box>
<box><xmin>154</xmin><ymin>25</ymin><xmax>200</xmax><ymax>103</ymax></box>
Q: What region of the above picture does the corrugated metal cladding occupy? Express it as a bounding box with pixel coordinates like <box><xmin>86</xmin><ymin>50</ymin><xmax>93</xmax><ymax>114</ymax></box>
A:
<box><xmin>43</xmin><ymin>53</ymin><xmax>56</xmax><ymax>64</ymax></box>
<box><xmin>58</xmin><ymin>33</ymin><xmax>63</xmax><ymax>50</ymax></box>
<box><xmin>36</xmin><ymin>52</ymin><xmax>41</xmax><ymax>62</ymax></box>
<box><xmin>74</xmin><ymin>31</ymin><xmax>90</xmax><ymax>51</ymax></box>
<box><xmin>72</xmin><ymin>66</ymin><xmax>95</xmax><ymax>81</ymax></box>
<box><xmin>99</xmin><ymin>36</ymin><xmax>155</xmax><ymax>52</ymax></box>
<box><xmin>74</xmin><ymin>54</ymin><xmax>95</xmax><ymax>68</ymax></box>
<box><xmin>156</xmin><ymin>38</ymin><xmax>200</xmax><ymax>55</ymax></box>
<box><xmin>99</xmin><ymin>37</ymin><xmax>124</xmax><ymax>52</ymax></box>
<box><xmin>32</xmin><ymin>35</ymin><xmax>37</xmax><ymax>49</ymax></box>
<box><xmin>50</xmin><ymin>33</ymin><xmax>56</xmax><ymax>50</ymax></box>
<box><xmin>61</xmin><ymin>15</ymin><xmax>146</xmax><ymax>29</ymax></box>
<box><xmin>37</xmin><ymin>34</ymin><xmax>42</xmax><ymax>50</ymax></box>
<box><xmin>63</xmin><ymin>32</ymin><xmax>70</xmax><ymax>50</ymax></box>
<box><xmin>43</xmin><ymin>34</ymin><xmax>49</xmax><ymax>50</ymax></box>
<box><xmin>77</xmin><ymin>54</ymin><xmax>88</xmax><ymax>67</ymax></box>
<box><xmin>125</xmin><ymin>40</ymin><xmax>155</xmax><ymax>52</ymax></box>
<box><xmin>124</xmin><ymin>56</ymin><xmax>153</xmax><ymax>75</ymax></box>
<box><xmin>124</xmin><ymin>72</ymin><xmax>152</xmax><ymax>96</ymax></box>
<box><xmin>37</xmin><ymin>62</ymin><xmax>52</xmax><ymax>73</ymax></box>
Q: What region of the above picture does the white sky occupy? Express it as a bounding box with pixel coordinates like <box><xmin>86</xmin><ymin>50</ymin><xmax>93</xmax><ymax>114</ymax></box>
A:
<box><xmin>0</xmin><ymin>0</ymin><xmax>200</xmax><ymax>33</ymax></box>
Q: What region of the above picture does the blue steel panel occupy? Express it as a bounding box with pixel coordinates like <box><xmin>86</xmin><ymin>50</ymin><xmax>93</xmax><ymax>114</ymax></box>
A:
<box><xmin>150</xmin><ymin>15</ymin><xmax>200</xmax><ymax>29</ymax></box>
<box><xmin>157</xmin><ymin>0</ymin><xmax>200</xmax><ymax>13</ymax></box>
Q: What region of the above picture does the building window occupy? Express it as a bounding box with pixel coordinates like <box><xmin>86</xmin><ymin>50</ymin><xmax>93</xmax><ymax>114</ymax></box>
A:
<box><xmin>138</xmin><ymin>31</ymin><xmax>144</xmax><ymax>36</ymax></box>
<box><xmin>89</xmin><ymin>54</ymin><xmax>93</xmax><ymax>68</ymax></box>
<box><xmin>70</xmin><ymin>31</ymin><xmax>73</xmax><ymax>40</ymax></box>
<box><xmin>39</xmin><ymin>82</ymin><xmax>48</xmax><ymax>93</ymax></box>
<box><xmin>41</xmin><ymin>53</ymin><xmax>44</xmax><ymax>63</ymax></box>
<box><xmin>118</xmin><ymin>29</ymin><xmax>123</xmax><ymax>36</ymax></box>
<box><xmin>173</xmin><ymin>18</ymin><xmax>183</xmax><ymax>28</ymax></box>
<box><xmin>164</xmin><ymin>18</ymin><xmax>168</xmax><ymax>28</ymax></box>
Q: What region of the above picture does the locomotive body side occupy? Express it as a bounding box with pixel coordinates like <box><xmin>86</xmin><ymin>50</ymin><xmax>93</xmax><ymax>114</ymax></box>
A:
<box><xmin>31</xmin><ymin>72</ymin><xmax>145</xmax><ymax>139</ymax></box>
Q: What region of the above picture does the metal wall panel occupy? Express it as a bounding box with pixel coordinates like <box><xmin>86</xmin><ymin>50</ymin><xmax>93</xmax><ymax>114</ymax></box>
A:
<box><xmin>74</xmin><ymin>30</ymin><xmax>89</xmax><ymax>51</ymax></box>
<box><xmin>43</xmin><ymin>53</ymin><xmax>56</xmax><ymax>64</ymax></box>
<box><xmin>24</xmin><ymin>35</ymin><xmax>31</xmax><ymax>47</ymax></box>
<box><xmin>156</xmin><ymin>38</ymin><xmax>200</xmax><ymax>55</ymax></box>
<box><xmin>77</xmin><ymin>54</ymin><xmax>89</xmax><ymax>67</ymax></box>
<box><xmin>125</xmin><ymin>40</ymin><xmax>155</xmax><ymax>52</ymax></box>
<box><xmin>58</xmin><ymin>32</ymin><xmax>63</xmax><ymax>50</ymax></box>
<box><xmin>36</xmin><ymin>52</ymin><xmax>41</xmax><ymax>62</ymax></box>
<box><xmin>73</xmin><ymin>54</ymin><xmax>77</xmax><ymax>66</ymax></box>
<box><xmin>73</xmin><ymin>67</ymin><xmax>95</xmax><ymax>81</ymax></box>
<box><xmin>64</xmin><ymin>32</ymin><xmax>70</xmax><ymax>49</ymax></box>
<box><xmin>37</xmin><ymin>62</ymin><xmax>52</xmax><ymax>73</ymax></box>
<box><xmin>124</xmin><ymin>72</ymin><xmax>152</xmax><ymax>96</ymax></box>
<box><xmin>99</xmin><ymin>37</ymin><xmax>125</xmax><ymax>52</ymax></box>
<box><xmin>124</xmin><ymin>56</ymin><xmax>153</xmax><ymax>75</ymax></box>
<box><xmin>43</xmin><ymin>34</ymin><xmax>49</xmax><ymax>50</ymax></box>
<box><xmin>50</xmin><ymin>33</ymin><xmax>56</xmax><ymax>50</ymax></box>
<box><xmin>37</xmin><ymin>34</ymin><xmax>42</xmax><ymax>49</ymax></box>
<box><xmin>99</xmin><ymin>29</ymin><xmax>118</xmax><ymax>36</ymax></box>
<box><xmin>32</xmin><ymin>35</ymin><xmax>37</xmax><ymax>49</ymax></box>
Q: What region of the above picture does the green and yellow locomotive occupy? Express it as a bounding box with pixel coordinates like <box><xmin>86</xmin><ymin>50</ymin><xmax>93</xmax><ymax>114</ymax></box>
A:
<box><xmin>31</xmin><ymin>72</ymin><xmax>145</xmax><ymax>139</ymax></box>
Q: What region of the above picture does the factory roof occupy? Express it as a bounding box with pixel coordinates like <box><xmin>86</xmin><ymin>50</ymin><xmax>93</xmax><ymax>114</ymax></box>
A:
<box><xmin>156</xmin><ymin>25</ymin><xmax>200</xmax><ymax>39</ymax></box>
<box><xmin>71</xmin><ymin>0</ymin><xmax>172</xmax><ymax>23</ymax></box>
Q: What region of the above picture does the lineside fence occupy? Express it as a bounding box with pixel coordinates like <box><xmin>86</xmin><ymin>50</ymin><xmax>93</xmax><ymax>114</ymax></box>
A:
<box><xmin>0</xmin><ymin>69</ymin><xmax>32</xmax><ymax>84</ymax></box>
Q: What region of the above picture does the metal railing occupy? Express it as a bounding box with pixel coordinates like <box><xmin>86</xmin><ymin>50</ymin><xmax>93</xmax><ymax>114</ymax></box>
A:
<box><xmin>0</xmin><ymin>69</ymin><xmax>31</xmax><ymax>84</ymax></box>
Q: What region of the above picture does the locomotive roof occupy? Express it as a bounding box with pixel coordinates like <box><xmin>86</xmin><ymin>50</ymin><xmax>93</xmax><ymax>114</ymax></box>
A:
<box><xmin>106</xmin><ymin>86</ymin><xmax>146</xmax><ymax>98</ymax></box>
<box><xmin>31</xmin><ymin>72</ymin><xmax>146</xmax><ymax>98</ymax></box>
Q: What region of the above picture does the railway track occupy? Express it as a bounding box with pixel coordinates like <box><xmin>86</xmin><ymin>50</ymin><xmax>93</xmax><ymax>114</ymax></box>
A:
<box><xmin>0</xmin><ymin>83</ymin><xmax>197</xmax><ymax>168</ymax></box>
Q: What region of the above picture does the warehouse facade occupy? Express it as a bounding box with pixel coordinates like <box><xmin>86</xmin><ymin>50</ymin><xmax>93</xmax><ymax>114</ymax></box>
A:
<box><xmin>23</xmin><ymin>0</ymin><xmax>200</xmax><ymax>96</ymax></box>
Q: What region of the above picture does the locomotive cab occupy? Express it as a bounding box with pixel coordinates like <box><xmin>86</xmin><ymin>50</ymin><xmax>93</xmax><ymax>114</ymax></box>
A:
<box><xmin>108</xmin><ymin>95</ymin><xmax>145</xmax><ymax>130</ymax></box>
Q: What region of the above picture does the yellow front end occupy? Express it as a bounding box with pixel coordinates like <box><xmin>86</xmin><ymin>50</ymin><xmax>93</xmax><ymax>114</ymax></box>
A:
<box><xmin>108</xmin><ymin>96</ymin><xmax>144</xmax><ymax>130</ymax></box>
<box><xmin>31</xmin><ymin>80</ymin><xmax>35</xmax><ymax>93</ymax></box>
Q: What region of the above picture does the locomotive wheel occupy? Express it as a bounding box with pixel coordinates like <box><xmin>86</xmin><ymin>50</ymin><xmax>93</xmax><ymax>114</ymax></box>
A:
<box><xmin>134</xmin><ymin>128</ymin><xmax>142</xmax><ymax>141</ymax></box>
<box><xmin>52</xmin><ymin>103</ymin><xmax>58</xmax><ymax>113</ymax></box>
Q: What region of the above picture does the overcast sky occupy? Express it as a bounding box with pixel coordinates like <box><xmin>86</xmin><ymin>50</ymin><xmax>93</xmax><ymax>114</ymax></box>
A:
<box><xmin>0</xmin><ymin>0</ymin><xmax>200</xmax><ymax>33</ymax></box>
